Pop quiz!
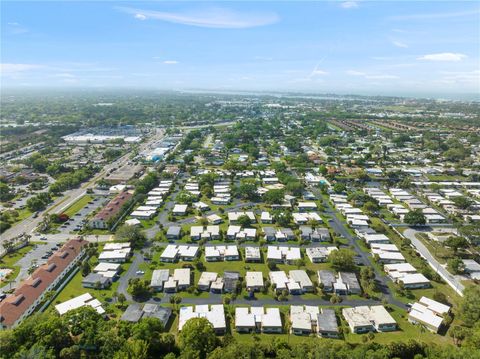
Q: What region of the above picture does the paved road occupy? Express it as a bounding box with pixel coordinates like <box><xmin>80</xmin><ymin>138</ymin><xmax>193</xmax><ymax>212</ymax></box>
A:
<box><xmin>1</xmin><ymin>129</ymin><xmax>165</xmax><ymax>249</ymax></box>
<box><xmin>311</xmin><ymin>188</ymin><xmax>407</xmax><ymax>309</ymax></box>
<box><xmin>117</xmin><ymin>252</ymin><xmax>147</xmax><ymax>302</ymax></box>
<box><xmin>402</xmin><ymin>227</ymin><xmax>465</xmax><ymax>296</ymax></box>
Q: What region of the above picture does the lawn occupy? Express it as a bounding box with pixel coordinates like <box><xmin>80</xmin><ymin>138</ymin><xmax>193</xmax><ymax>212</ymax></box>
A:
<box><xmin>62</xmin><ymin>195</ymin><xmax>93</xmax><ymax>217</ymax></box>
<box><xmin>50</xmin><ymin>245</ymin><xmax>131</xmax><ymax>309</ymax></box>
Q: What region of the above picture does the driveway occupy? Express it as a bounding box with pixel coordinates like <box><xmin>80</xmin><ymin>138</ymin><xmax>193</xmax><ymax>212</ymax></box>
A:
<box><xmin>402</xmin><ymin>227</ymin><xmax>464</xmax><ymax>296</ymax></box>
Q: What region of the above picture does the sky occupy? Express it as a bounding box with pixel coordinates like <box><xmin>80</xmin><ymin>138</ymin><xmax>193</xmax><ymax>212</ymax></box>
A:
<box><xmin>1</xmin><ymin>1</ymin><xmax>479</xmax><ymax>98</ymax></box>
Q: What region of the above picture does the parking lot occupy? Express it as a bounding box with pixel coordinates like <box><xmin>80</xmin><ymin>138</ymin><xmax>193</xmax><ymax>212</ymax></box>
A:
<box><xmin>59</xmin><ymin>196</ymin><xmax>107</xmax><ymax>233</ymax></box>
<box><xmin>1</xmin><ymin>243</ymin><xmax>62</xmax><ymax>293</ymax></box>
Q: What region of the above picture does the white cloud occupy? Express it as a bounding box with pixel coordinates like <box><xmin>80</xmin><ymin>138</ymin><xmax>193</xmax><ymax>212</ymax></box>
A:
<box><xmin>340</xmin><ymin>2</ymin><xmax>359</xmax><ymax>9</ymax></box>
<box><xmin>6</xmin><ymin>22</ymin><xmax>28</xmax><ymax>34</ymax></box>
<box><xmin>117</xmin><ymin>6</ymin><xmax>279</xmax><ymax>28</ymax></box>
<box><xmin>390</xmin><ymin>9</ymin><xmax>479</xmax><ymax>21</ymax></box>
<box><xmin>437</xmin><ymin>70</ymin><xmax>480</xmax><ymax>85</ymax></box>
<box><xmin>417</xmin><ymin>52</ymin><xmax>467</xmax><ymax>62</ymax></box>
<box><xmin>163</xmin><ymin>60</ymin><xmax>178</xmax><ymax>64</ymax></box>
<box><xmin>365</xmin><ymin>74</ymin><xmax>399</xmax><ymax>80</ymax></box>
<box><xmin>309</xmin><ymin>64</ymin><xmax>328</xmax><ymax>78</ymax></box>
<box><xmin>346</xmin><ymin>70</ymin><xmax>398</xmax><ymax>80</ymax></box>
<box><xmin>134</xmin><ymin>13</ymin><xmax>147</xmax><ymax>21</ymax></box>
<box><xmin>0</xmin><ymin>63</ymin><xmax>43</xmax><ymax>74</ymax></box>
<box><xmin>346</xmin><ymin>70</ymin><xmax>366</xmax><ymax>76</ymax></box>
<box><xmin>392</xmin><ymin>40</ymin><xmax>408</xmax><ymax>48</ymax></box>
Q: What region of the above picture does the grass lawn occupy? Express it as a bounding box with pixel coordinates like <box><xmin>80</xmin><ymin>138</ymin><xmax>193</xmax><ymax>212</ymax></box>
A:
<box><xmin>50</xmin><ymin>246</ymin><xmax>132</xmax><ymax>310</ymax></box>
<box><xmin>6</xmin><ymin>207</ymin><xmax>34</xmax><ymax>228</ymax></box>
<box><xmin>0</xmin><ymin>244</ymin><xmax>35</xmax><ymax>267</ymax></box>
<box><xmin>63</xmin><ymin>195</ymin><xmax>93</xmax><ymax>217</ymax></box>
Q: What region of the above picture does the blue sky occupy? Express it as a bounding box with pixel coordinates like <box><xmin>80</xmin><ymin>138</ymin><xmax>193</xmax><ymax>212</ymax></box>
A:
<box><xmin>1</xmin><ymin>1</ymin><xmax>479</xmax><ymax>97</ymax></box>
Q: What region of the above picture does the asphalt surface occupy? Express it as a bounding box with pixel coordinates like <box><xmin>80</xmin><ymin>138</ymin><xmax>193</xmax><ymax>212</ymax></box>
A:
<box><xmin>1</xmin><ymin>129</ymin><xmax>165</xmax><ymax>250</ymax></box>
<box><xmin>311</xmin><ymin>187</ymin><xmax>407</xmax><ymax>309</ymax></box>
<box><xmin>402</xmin><ymin>227</ymin><xmax>465</xmax><ymax>296</ymax></box>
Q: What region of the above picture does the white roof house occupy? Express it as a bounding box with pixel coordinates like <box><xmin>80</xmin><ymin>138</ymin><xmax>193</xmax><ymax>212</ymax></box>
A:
<box><xmin>408</xmin><ymin>297</ymin><xmax>451</xmax><ymax>333</ymax></box>
<box><xmin>160</xmin><ymin>245</ymin><xmax>199</xmax><ymax>262</ymax></box>
<box><xmin>205</xmin><ymin>245</ymin><xmax>239</xmax><ymax>261</ymax></box>
<box><xmin>342</xmin><ymin>305</ymin><xmax>397</xmax><ymax>333</ymax></box>
<box><xmin>267</xmin><ymin>246</ymin><xmax>301</xmax><ymax>263</ymax></box>
<box><xmin>290</xmin><ymin>305</ymin><xmax>320</xmax><ymax>335</ymax></box>
<box><xmin>172</xmin><ymin>204</ymin><xmax>188</xmax><ymax>215</ymax></box>
<box><xmin>235</xmin><ymin>307</ymin><xmax>282</xmax><ymax>333</ymax></box>
<box><xmin>179</xmin><ymin>304</ymin><xmax>226</xmax><ymax>334</ymax></box>
<box><xmin>173</xmin><ymin>268</ymin><xmax>191</xmax><ymax>288</ymax></box>
<box><xmin>197</xmin><ymin>272</ymin><xmax>218</xmax><ymax>290</ymax></box>
<box><xmin>245</xmin><ymin>246</ymin><xmax>261</xmax><ymax>262</ymax></box>
<box><xmin>289</xmin><ymin>270</ymin><xmax>314</xmax><ymax>292</ymax></box>
<box><xmin>55</xmin><ymin>293</ymin><xmax>105</xmax><ymax>316</ymax></box>
<box><xmin>269</xmin><ymin>271</ymin><xmax>289</xmax><ymax>291</ymax></box>
<box><xmin>245</xmin><ymin>271</ymin><xmax>264</xmax><ymax>291</ymax></box>
<box><xmin>306</xmin><ymin>246</ymin><xmax>337</xmax><ymax>263</ymax></box>
<box><xmin>418</xmin><ymin>296</ymin><xmax>451</xmax><ymax>316</ymax></box>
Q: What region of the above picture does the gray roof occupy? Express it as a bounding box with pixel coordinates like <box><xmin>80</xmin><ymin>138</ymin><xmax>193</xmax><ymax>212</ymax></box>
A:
<box><xmin>121</xmin><ymin>304</ymin><xmax>143</xmax><ymax>322</ymax></box>
<box><xmin>317</xmin><ymin>270</ymin><xmax>335</xmax><ymax>287</ymax></box>
<box><xmin>151</xmin><ymin>269</ymin><xmax>170</xmax><ymax>288</ymax></box>
<box><xmin>121</xmin><ymin>303</ymin><xmax>172</xmax><ymax>327</ymax></box>
<box><xmin>300</xmin><ymin>226</ymin><xmax>313</xmax><ymax>235</ymax></box>
<box><xmin>224</xmin><ymin>271</ymin><xmax>240</xmax><ymax>291</ymax></box>
<box><xmin>82</xmin><ymin>272</ymin><xmax>110</xmax><ymax>286</ymax></box>
<box><xmin>317</xmin><ymin>309</ymin><xmax>339</xmax><ymax>332</ymax></box>
<box><xmin>142</xmin><ymin>304</ymin><xmax>172</xmax><ymax>328</ymax></box>
<box><xmin>339</xmin><ymin>272</ymin><xmax>361</xmax><ymax>291</ymax></box>
<box><xmin>263</xmin><ymin>227</ymin><xmax>276</xmax><ymax>236</ymax></box>
<box><xmin>167</xmin><ymin>226</ymin><xmax>182</xmax><ymax>236</ymax></box>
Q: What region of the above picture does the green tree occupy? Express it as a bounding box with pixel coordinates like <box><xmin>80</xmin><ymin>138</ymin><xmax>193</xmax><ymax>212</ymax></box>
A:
<box><xmin>333</xmin><ymin>182</ymin><xmax>346</xmax><ymax>194</ymax></box>
<box><xmin>447</xmin><ymin>257</ymin><xmax>465</xmax><ymax>274</ymax></box>
<box><xmin>404</xmin><ymin>209</ymin><xmax>426</xmax><ymax>226</ymax></box>
<box><xmin>328</xmin><ymin>248</ymin><xmax>356</xmax><ymax>271</ymax></box>
<box><xmin>459</xmin><ymin>286</ymin><xmax>480</xmax><ymax>327</ymax></box>
<box><xmin>237</xmin><ymin>214</ymin><xmax>252</xmax><ymax>228</ymax></box>
<box><xmin>127</xmin><ymin>278</ymin><xmax>151</xmax><ymax>299</ymax></box>
<box><xmin>178</xmin><ymin>317</ymin><xmax>217</xmax><ymax>359</ymax></box>
<box><xmin>444</xmin><ymin>236</ymin><xmax>468</xmax><ymax>253</ymax></box>
<box><xmin>114</xmin><ymin>339</ymin><xmax>149</xmax><ymax>359</ymax></box>
<box><xmin>115</xmin><ymin>224</ymin><xmax>146</xmax><ymax>248</ymax></box>
<box><xmin>452</xmin><ymin>196</ymin><xmax>473</xmax><ymax>210</ymax></box>
<box><xmin>263</xmin><ymin>189</ymin><xmax>285</xmax><ymax>204</ymax></box>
